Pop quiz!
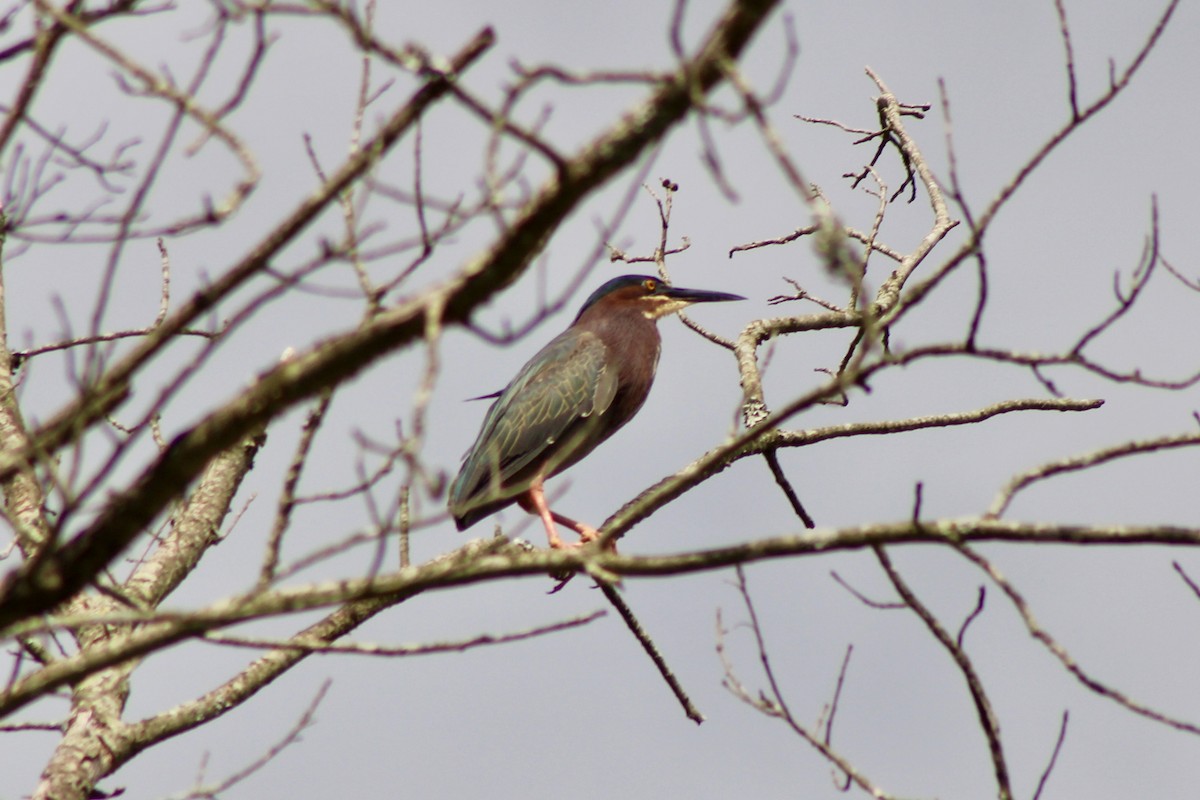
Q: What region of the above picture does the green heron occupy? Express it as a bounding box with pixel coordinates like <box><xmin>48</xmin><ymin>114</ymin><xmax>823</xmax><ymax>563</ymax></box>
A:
<box><xmin>449</xmin><ymin>274</ymin><xmax>745</xmax><ymax>548</ymax></box>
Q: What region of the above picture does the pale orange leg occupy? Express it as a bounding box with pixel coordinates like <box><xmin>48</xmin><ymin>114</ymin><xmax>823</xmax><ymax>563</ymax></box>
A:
<box><xmin>517</xmin><ymin>478</ymin><xmax>599</xmax><ymax>549</ymax></box>
<box><xmin>558</xmin><ymin>513</ymin><xmax>618</xmax><ymax>554</ymax></box>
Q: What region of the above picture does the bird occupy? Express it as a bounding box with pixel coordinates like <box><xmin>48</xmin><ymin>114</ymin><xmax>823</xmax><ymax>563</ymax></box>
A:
<box><xmin>449</xmin><ymin>274</ymin><xmax>745</xmax><ymax>549</ymax></box>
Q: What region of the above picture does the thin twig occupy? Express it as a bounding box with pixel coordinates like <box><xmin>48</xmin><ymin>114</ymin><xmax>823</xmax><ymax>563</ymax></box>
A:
<box><xmin>830</xmin><ymin>571</ymin><xmax>905</xmax><ymax>610</ymax></box>
<box><xmin>600</xmin><ymin>583</ymin><xmax>703</xmax><ymax>724</ymax></box>
<box><xmin>823</xmin><ymin>644</ymin><xmax>854</xmax><ymax>791</ymax></box>
<box><xmin>203</xmin><ymin>610</ymin><xmax>605</xmax><ymax>657</ymax></box>
<box><xmin>1032</xmin><ymin>710</ymin><xmax>1070</xmax><ymax>800</ymax></box>
<box><xmin>260</xmin><ymin>391</ymin><xmax>333</xmax><ymax>587</ymax></box>
<box><xmin>873</xmin><ymin>546</ymin><xmax>1011</xmax><ymax>800</ymax></box>
<box><xmin>1052</xmin><ymin>0</ymin><xmax>1080</xmax><ymax>119</ymax></box>
<box><xmin>1172</xmin><ymin>561</ymin><xmax>1200</xmax><ymax>601</ymax></box>
<box><xmin>762</xmin><ymin>448</ymin><xmax>814</xmax><ymax>528</ymax></box>
<box><xmin>957</xmin><ymin>545</ymin><xmax>1200</xmax><ymax>736</ymax></box>
<box><xmin>183</xmin><ymin>680</ymin><xmax>332</xmax><ymax>799</ymax></box>
<box><xmin>719</xmin><ymin>566</ymin><xmax>897</xmax><ymax>798</ymax></box>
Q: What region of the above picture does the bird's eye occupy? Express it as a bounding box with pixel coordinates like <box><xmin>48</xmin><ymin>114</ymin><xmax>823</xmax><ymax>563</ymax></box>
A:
<box><xmin>643</xmin><ymin>279</ymin><xmax>657</xmax><ymax>292</ymax></box>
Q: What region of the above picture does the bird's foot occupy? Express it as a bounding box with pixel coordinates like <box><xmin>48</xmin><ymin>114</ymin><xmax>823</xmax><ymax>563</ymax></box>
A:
<box><xmin>546</xmin><ymin>532</ymin><xmax>617</xmax><ymax>554</ymax></box>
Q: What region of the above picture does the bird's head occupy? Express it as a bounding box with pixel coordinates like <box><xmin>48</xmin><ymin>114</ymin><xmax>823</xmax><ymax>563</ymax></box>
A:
<box><xmin>575</xmin><ymin>274</ymin><xmax>745</xmax><ymax>321</ymax></box>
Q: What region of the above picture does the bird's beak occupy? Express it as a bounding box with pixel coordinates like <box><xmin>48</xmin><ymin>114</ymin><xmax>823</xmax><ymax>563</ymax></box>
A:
<box><xmin>661</xmin><ymin>285</ymin><xmax>746</xmax><ymax>304</ymax></box>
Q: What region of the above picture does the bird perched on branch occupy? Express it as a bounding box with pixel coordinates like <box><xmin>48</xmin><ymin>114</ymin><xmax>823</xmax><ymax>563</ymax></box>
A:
<box><xmin>449</xmin><ymin>274</ymin><xmax>744</xmax><ymax>548</ymax></box>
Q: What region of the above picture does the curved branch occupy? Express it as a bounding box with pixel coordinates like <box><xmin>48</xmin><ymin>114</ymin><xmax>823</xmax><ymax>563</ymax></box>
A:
<box><xmin>987</xmin><ymin>430</ymin><xmax>1200</xmax><ymax>519</ymax></box>
<box><xmin>601</xmin><ymin>397</ymin><xmax>1102</xmax><ymax>546</ymax></box>
<box><xmin>6</xmin><ymin>517</ymin><xmax>1200</xmax><ymax>719</ymax></box>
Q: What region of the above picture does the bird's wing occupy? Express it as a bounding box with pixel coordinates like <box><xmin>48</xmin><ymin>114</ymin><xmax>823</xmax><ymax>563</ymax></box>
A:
<box><xmin>451</xmin><ymin>329</ymin><xmax>616</xmax><ymax>508</ymax></box>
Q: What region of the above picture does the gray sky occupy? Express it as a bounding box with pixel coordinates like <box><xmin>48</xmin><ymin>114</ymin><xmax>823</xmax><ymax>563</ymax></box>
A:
<box><xmin>3</xmin><ymin>1</ymin><xmax>1200</xmax><ymax>798</ymax></box>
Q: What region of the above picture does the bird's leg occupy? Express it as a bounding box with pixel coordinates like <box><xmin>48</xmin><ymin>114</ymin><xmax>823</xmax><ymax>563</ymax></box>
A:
<box><xmin>517</xmin><ymin>481</ymin><xmax>567</xmax><ymax>549</ymax></box>
<box><xmin>518</xmin><ymin>479</ymin><xmax>599</xmax><ymax>549</ymax></box>
<box><xmin>548</xmin><ymin>510</ymin><xmax>600</xmax><ymax>544</ymax></box>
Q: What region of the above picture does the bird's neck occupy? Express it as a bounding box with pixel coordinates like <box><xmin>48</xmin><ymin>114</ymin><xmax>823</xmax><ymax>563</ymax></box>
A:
<box><xmin>581</xmin><ymin>305</ymin><xmax>661</xmax><ymax>378</ymax></box>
